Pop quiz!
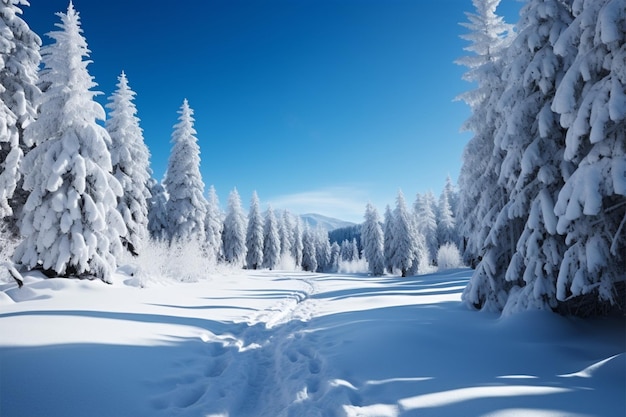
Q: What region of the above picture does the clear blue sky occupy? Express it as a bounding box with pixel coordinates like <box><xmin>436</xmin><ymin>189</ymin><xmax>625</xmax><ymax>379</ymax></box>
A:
<box><xmin>23</xmin><ymin>0</ymin><xmax>521</xmax><ymax>223</ymax></box>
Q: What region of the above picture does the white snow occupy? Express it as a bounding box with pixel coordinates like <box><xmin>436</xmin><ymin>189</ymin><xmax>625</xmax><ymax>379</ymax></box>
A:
<box><xmin>0</xmin><ymin>268</ymin><xmax>623</xmax><ymax>417</ymax></box>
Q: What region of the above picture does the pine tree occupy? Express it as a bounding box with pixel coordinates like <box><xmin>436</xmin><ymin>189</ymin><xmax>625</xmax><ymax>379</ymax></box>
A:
<box><xmin>147</xmin><ymin>178</ymin><xmax>168</xmax><ymax>241</ymax></box>
<box><xmin>315</xmin><ymin>228</ymin><xmax>331</xmax><ymax>272</ymax></box>
<box><xmin>105</xmin><ymin>71</ymin><xmax>151</xmax><ymax>256</ymax></box>
<box><xmin>383</xmin><ymin>204</ymin><xmax>395</xmax><ymax>274</ymax></box>
<box><xmin>0</xmin><ymin>0</ymin><xmax>40</xmax><ymax>230</ymax></box>
<box><xmin>495</xmin><ymin>0</ymin><xmax>574</xmax><ymax>313</ymax></box>
<box><xmin>392</xmin><ymin>191</ymin><xmax>419</xmax><ymax>277</ymax></box>
<box><xmin>205</xmin><ymin>185</ymin><xmax>223</xmax><ymax>262</ymax></box>
<box><xmin>301</xmin><ymin>224</ymin><xmax>317</xmax><ymax>272</ymax></box>
<box><xmin>329</xmin><ymin>241</ymin><xmax>341</xmax><ymax>272</ymax></box>
<box><xmin>362</xmin><ymin>202</ymin><xmax>385</xmax><ymax>276</ymax></box>
<box><xmin>457</xmin><ymin>0</ymin><xmax>516</xmax><ymax>310</ymax></box>
<box><xmin>437</xmin><ymin>190</ymin><xmax>457</xmax><ymax>247</ymax></box>
<box><xmin>440</xmin><ymin>175</ymin><xmax>460</xmax><ymax>247</ymax></box>
<box><xmin>279</xmin><ymin>209</ymin><xmax>293</xmax><ymax>260</ymax></box>
<box><xmin>551</xmin><ymin>0</ymin><xmax>626</xmax><ymax>312</ymax></box>
<box><xmin>340</xmin><ymin>239</ymin><xmax>353</xmax><ymax>261</ymax></box>
<box><xmin>245</xmin><ymin>191</ymin><xmax>264</xmax><ymax>270</ymax></box>
<box><xmin>414</xmin><ymin>192</ymin><xmax>438</xmax><ymax>264</ymax></box>
<box><xmin>163</xmin><ymin>99</ymin><xmax>207</xmax><ymax>243</ymax></box>
<box><xmin>443</xmin><ymin>175</ymin><xmax>459</xmax><ymax>221</ymax></box>
<box><xmin>222</xmin><ymin>188</ymin><xmax>246</xmax><ymax>266</ymax></box>
<box><xmin>292</xmin><ymin>216</ymin><xmax>304</xmax><ymax>267</ymax></box>
<box><xmin>456</xmin><ymin>0</ymin><xmax>513</xmax><ymax>268</ymax></box>
<box><xmin>350</xmin><ymin>238</ymin><xmax>360</xmax><ymax>261</ymax></box>
<box><xmin>339</xmin><ymin>240</ymin><xmax>347</xmax><ymax>261</ymax></box>
<box><xmin>14</xmin><ymin>2</ymin><xmax>125</xmax><ymax>281</ymax></box>
<box><xmin>262</xmin><ymin>205</ymin><xmax>281</xmax><ymax>269</ymax></box>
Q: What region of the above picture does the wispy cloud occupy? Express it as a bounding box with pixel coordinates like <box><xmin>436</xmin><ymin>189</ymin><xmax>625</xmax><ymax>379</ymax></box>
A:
<box><xmin>267</xmin><ymin>186</ymin><xmax>373</xmax><ymax>223</ymax></box>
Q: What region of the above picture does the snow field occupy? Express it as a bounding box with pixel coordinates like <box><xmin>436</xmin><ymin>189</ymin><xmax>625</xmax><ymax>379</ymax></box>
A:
<box><xmin>0</xmin><ymin>268</ymin><xmax>624</xmax><ymax>417</ymax></box>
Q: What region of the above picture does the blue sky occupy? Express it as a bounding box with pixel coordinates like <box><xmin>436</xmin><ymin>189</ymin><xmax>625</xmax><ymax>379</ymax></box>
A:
<box><xmin>23</xmin><ymin>0</ymin><xmax>521</xmax><ymax>223</ymax></box>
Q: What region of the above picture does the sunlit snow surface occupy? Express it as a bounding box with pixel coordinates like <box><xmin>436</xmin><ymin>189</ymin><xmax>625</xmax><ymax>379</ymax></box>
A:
<box><xmin>0</xmin><ymin>268</ymin><xmax>624</xmax><ymax>417</ymax></box>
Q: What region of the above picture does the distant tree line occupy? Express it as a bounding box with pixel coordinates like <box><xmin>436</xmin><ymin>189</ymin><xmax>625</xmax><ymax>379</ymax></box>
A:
<box><xmin>358</xmin><ymin>179</ymin><xmax>462</xmax><ymax>278</ymax></box>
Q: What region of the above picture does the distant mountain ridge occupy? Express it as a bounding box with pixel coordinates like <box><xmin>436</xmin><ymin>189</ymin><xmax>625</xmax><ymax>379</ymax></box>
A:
<box><xmin>299</xmin><ymin>213</ymin><xmax>356</xmax><ymax>232</ymax></box>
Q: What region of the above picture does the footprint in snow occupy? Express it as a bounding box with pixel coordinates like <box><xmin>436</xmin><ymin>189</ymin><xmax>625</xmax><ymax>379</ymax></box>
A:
<box><xmin>205</xmin><ymin>356</ymin><xmax>229</xmax><ymax>377</ymax></box>
<box><xmin>308</xmin><ymin>357</ymin><xmax>322</xmax><ymax>374</ymax></box>
<box><xmin>171</xmin><ymin>384</ymin><xmax>206</xmax><ymax>408</ymax></box>
<box><xmin>287</xmin><ymin>350</ymin><xmax>299</xmax><ymax>363</ymax></box>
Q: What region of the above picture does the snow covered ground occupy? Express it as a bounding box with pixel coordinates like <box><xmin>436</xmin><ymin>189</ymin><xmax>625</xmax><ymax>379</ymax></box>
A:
<box><xmin>0</xmin><ymin>268</ymin><xmax>624</xmax><ymax>417</ymax></box>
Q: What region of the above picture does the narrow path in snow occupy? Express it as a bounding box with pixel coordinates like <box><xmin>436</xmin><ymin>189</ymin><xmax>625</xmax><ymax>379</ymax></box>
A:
<box><xmin>150</xmin><ymin>273</ymin><xmax>328</xmax><ymax>417</ymax></box>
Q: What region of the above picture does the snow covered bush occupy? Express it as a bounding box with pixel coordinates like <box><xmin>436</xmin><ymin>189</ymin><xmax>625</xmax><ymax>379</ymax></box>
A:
<box><xmin>436</xmin><ymin>243</ymin><xmax>464</xmax><ymax>271</ymax></box>
<box><xmin>120</xmin><ymin>238</ymin><xmax>215</xmax><ymax>286</ymax></box>
<box><xmin>0</xmin><ymin>236</ymin><xmax>16</xmax><ymax>263</ymax></box>
<box><xmin>337</xmin><ymin>258</ymin><xmax>369</xmax><ymax>274</ymax></box>
<box><xmin>276</xmin><ymin>253</ymin><xmax>298</xmax><ymax>271</ymax></box>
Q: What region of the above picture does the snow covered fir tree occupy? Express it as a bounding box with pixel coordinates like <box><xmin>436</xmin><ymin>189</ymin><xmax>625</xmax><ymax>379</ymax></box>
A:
<box><xmin>456</xmin><ymin>0</ymin><xmax>625</xmax><ymax>316</ymax></box>
<box><xmin>361</xmin><ymin>202</ymin><xmax>385</xmax><ymax>276</ymax></box>
<box><xmin>204</xmin><ymin>185</ymin><xmax>223</xmax><ymax>263</ymax></box>
<box><xmin>222</xmin><ymin>188</ymin><xmax>247</xmax><ymax>266</ymax></box>
<box><xmin>13</xmin><ymin>2</ymin><xmax>126</xmax><ymax>281</ymax></box>
<box><xmin>245</xmin><ymin>191</ymin><xmax>264</xmax><ymax>270</ymax></box>
<box><xmin>163</xmin><ymin>99</ymin><xmax>208</xmax><ymax>244</ymax></box>
<box><xmin>106</xmin><ymin>71</ymin><xmax>151</xmax><ymax>257</ymax></box>
<box><xmin>262</xmin><ymin>205</ymin><xmax>281</xmax><ymax>270</ymax></box>
<box><xmin>0</xmin><ymin>0</ymin><xmax>40</xmax><ymax>235</ymax></box>
<box><xmin>0</xmin><ymin>0</ymin><xmax>621</xmax><ymax>318</ymax></box>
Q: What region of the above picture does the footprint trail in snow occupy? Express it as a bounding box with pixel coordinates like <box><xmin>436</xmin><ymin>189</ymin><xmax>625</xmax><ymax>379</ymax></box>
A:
<box><xmin>150</xmin><ymin>273</ymin><xmax>336</xmax><ymax>417</ymax></box>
